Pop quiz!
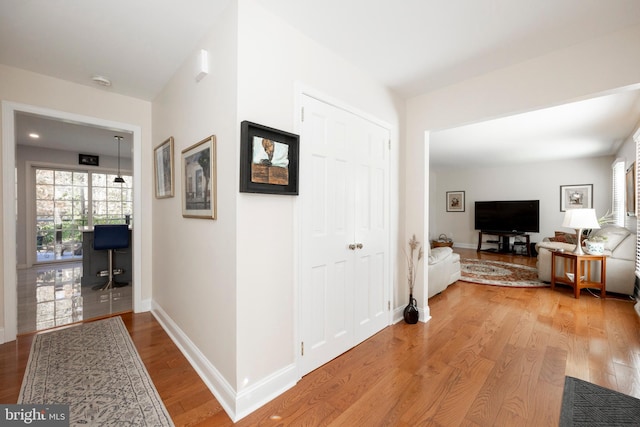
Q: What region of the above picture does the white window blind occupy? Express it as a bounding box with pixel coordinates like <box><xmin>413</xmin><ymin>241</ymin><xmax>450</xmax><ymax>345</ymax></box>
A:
<box><xmin>612</xmin><ymin>158</ymin><xmax>625</xmax><ymax>226</ymax></box>
<box><xmin>636</xmin><ymin>134</ymin><xmax>640</xmax><ymax>282</ymax></box>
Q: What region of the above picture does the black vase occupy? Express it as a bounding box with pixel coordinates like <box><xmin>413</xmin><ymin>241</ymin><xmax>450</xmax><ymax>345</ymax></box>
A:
<box><xmin>403</xmin><ymin>294</ymin><xmax>419</xmax><ymax>324</ymax></box>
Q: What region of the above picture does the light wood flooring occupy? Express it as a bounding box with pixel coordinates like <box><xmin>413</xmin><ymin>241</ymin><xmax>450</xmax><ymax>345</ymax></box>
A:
<box><xmin>2</xmin><ymin>248</ymin><xmax>639</xmax><ymax>426</ymax></box>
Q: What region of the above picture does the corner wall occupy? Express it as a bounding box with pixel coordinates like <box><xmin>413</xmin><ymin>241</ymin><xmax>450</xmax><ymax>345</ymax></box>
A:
<box><xmin>233</xmin><ymin>0</ymin><xmax>402</xmax><ymax>418</ymax></box>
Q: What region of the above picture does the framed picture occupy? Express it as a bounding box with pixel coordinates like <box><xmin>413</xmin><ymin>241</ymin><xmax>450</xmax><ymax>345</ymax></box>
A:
<box><xmin>240</xmin><ymin>121</ymin><xmax>299</xmax><ymax>195</ymax></box>
<box><xmin>626</xmin><ymin>162</ymin><xmax>636</xmax><ymax>216</ymax></box>
<box><xmin>182</xmin><ymin>135</ymin><xmax>216</xmax><ymax>219</ymax></box>
<box><xmin>446</xmin><ymin>191</ymin><xmax>465</xmax><ymax>212</ymax></box>
<box><xmin>154</xmin><ymin>137</ymin><xmax>174</xmax><ymax>198</ymax></box>
<box><xmin>560</xmin><ymin>184</ymin><xmax>592</xmax><ymax>211</ymax></box>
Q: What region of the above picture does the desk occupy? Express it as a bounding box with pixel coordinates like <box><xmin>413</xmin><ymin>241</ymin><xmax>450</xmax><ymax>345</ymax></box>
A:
<box><xmin>551</xmin><ymin>251</ymin><xmax>606</xmax><ymax>299</ymax></box>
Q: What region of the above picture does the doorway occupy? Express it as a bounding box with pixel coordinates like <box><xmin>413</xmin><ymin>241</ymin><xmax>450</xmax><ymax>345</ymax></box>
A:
<box><xmin>2</xmin><ymin>102</ymin><xmax>142</xmax><ymax>342</ymax></box>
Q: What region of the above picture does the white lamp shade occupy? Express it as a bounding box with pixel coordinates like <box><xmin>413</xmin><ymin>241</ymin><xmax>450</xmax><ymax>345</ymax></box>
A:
<box><xmin>562</xmin><ymin>208</ymin><xmax>600</xmax><ymax>229</ymax></box>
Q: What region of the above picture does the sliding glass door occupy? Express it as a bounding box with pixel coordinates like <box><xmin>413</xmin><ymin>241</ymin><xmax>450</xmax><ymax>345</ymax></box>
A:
<box><xmin>35</xmin><ymin>167</ymin><xmax>132</xmax><ymax>262</ymax></box>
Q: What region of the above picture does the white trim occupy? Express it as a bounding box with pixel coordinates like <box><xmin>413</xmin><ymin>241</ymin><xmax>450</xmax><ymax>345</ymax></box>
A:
<box><xmin>151</xmin><ymin>301</ymin><xmax>297</xmax><ymax>422</ymax></box>
<box><xmin>150</xmin><ymin>301</ymin><xmax>236</xmax><ymax>419</ymax></box>
<box><xmin>235</xmin><ymin>364</ymin><xmax>298</xmax><ymax>421</ymax></box>
<box><xmin>2</xmin><ymin>102</ymin><xmax>18</xmax><ymax>342</ymax></box>
<box><xmin>2</xmin><ymin>101</ymin><xmax>144</xmax><ymax>342</ymax></box>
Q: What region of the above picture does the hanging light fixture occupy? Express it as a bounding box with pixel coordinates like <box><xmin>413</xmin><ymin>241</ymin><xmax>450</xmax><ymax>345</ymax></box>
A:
<box><xmin>114</xmin><ymin>136</ymin><xmax>125</xmax><ymax>183</ymax></box>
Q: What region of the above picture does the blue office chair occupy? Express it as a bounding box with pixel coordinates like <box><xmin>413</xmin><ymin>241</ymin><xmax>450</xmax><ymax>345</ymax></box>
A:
<box><xmin>92</xmin><ymin>224</ymin><xmax>130</xmax><ymax>290</ymax></box>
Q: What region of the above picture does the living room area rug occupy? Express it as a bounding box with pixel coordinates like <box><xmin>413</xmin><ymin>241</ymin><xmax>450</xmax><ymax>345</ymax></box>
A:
<box><xmin>460</xmin><ymin>258</ymin><xmax>548</xmax><ymax>288</ymax></box>
<box><xmin>560</xmin><ymin>376</ymin><xmax>640</xmax><ymax>426</ymax></box>
<box><xmin>19</xmin><ymin>316</ymin><xmax>174</xmax><ymax>426</ymax></box>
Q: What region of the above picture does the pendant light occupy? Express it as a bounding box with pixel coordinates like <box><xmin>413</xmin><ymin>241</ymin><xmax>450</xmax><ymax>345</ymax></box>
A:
<box><xmin>114</xmin><ymin>136</ymin><xmax>125</xmax><ymax>183</ymax></box>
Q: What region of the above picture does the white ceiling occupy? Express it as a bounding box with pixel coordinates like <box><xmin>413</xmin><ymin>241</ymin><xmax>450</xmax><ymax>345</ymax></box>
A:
<box><xmin>2</xmin><ymin>0</ymin><xmax>640</xmax><ymax>165</ymax></box>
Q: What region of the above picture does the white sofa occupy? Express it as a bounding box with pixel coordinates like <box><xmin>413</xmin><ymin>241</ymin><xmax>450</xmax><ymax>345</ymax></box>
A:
<box><xmin>427</xmin><ymin>246</ymin><xmax>461</xmax><ymax>298</ymax></box>
<box><xmin>535</xmin><ymin>224</ymin><xmax>636</xmax><ymax>296</ymax></box>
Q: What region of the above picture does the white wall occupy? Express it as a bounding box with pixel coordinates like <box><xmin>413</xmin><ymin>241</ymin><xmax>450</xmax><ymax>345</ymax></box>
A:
<box><xmin>150</xmin><ymin>0</ymin><xmax>239</xmax><ymax>408</ymax></box>
<box><xmin>233</xmin><ymin>0</ymin><xmax>401</xmax><ymax>417</ymax></box>
<box><xmin>0</xmin><ymin>64</ymin><xmax>152</xmax><ymax>339</ymax></box>
<box><xmin>151</xmin><ymin>1</ymin><xmax>402</xmax><ymax>420</ymax></box>
<box><xmin>430</xmin><ymin>156</ymin><xmax>614</xmax><ymax>248</ymax></box>
<box><xmin>405</xmin><ymin>23</ymin><xmax>640</xmax><ymax>307</ymax></box>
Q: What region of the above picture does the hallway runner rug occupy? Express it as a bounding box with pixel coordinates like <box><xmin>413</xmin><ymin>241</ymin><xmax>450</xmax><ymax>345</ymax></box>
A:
<box><xmin>18</xmin><ymin>316</ymin><xmax>174</xmax><ymax>426</ymax></box>
<box><xmin>560</xmin><ymin>376</ymin><xmax>640</xmax><ymax>426</ymax></box>
<box><xmin>460</xmin><ymin>258</ymin><xmax>548</xmax><ymax>288</ymax></box>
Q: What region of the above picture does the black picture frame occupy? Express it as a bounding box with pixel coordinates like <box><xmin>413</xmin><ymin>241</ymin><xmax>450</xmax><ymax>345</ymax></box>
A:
<box><xmin>240</xmin><ymin>121</ymin><xmax>299</xmax><ymax>195</ymax></box>
<box><xmin>79</xmin><ymin>154</ymin><xmax>99</xmax><ymax>166</ymax></box>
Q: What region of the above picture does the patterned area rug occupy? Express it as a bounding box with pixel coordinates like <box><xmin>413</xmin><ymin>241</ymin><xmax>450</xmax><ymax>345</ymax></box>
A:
<box><xmin>460</xmin><ymin>258</ymin><xmax>548</xmax><ymax>287</ymax></box>
<box><xmin>19</xmin><ymin>316</ymin><xmax>174</xmax><ymax>426</ymax></box>
<box><xmin>560</xmin><ymin>376</ymin><xmax>640</xmax><ymax>426</ymax></box>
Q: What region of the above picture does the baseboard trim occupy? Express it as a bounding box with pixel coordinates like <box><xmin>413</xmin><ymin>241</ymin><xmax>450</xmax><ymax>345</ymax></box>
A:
<box><xmin>137</xmin><ymin>298</ymin><xmax>152</xmax><ymax>313</ymax></box>
<box><xmin>235</xmin><ymin>363</ymin><xmax>298</xmax><ymax>421</ymax></box>
<box><xmin>0</xmin><ymin>327</ymin><xmax>4</xmax><ymax>344</ymax></box>
<box><xmin>393</xmin><ymin>304</ymin><xmax>431</xmax><ymax>324</ymax></box>
<box><xmin>150</xmin><ymin>301</ymin><xmax>299</xmax><ymax>422</ymax></box>
<box><xmin>151</xmin><ymin>302</ymin><xmax>237</xmax><ymax>420</ymax></box>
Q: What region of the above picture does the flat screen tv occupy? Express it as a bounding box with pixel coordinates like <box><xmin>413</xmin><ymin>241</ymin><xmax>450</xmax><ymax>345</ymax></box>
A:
<box><xmin>474</xmin><ymin>200</ymin><xmax>540</xmax><ymax>233</ymax></box>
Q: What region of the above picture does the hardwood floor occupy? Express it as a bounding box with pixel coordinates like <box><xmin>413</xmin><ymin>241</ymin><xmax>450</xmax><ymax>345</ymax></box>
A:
<box><xmin>2</xmin><ymin>248</ymin><xmax>639</xmax><ymax>426</ymax></box>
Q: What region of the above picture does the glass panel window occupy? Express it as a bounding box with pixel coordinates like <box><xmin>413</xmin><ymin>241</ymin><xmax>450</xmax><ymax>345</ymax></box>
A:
<box><xmin>91</xmin><ymin>172</ymin><xmax>133</xmax><ymax>225</ymax></box>
<box><xmin>35</xmin><ymin>168</ymin><xmax>132</xmax><ymax>262</ymax></box>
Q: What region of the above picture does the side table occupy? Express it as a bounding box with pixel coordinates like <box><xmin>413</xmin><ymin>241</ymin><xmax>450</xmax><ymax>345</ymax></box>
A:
<box><xmin>551</xmin><ymin>251</ymin><xmax>606</xmax><ymax>299</ymax></box>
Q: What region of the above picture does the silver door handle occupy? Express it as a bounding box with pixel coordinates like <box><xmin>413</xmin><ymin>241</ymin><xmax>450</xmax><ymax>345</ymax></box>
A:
<box><xmin>356</xmin><ymin>243</ymin><xmax>363</xmax><ymax>249</ymax></box>
<box><xmin>348</xmin><ymin>244</ymin><xmax>357</xmax><ymax>250</ymax></box>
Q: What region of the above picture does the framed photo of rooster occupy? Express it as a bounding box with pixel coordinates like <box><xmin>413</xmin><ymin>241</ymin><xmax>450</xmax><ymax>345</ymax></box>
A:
<box><xmin>239</xmin><ymin>121</ymin><xmax>299</xmax><ymax>195</ymax></box>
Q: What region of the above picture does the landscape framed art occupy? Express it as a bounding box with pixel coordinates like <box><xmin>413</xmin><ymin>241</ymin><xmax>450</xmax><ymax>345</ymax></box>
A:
<box><xmin>560</xmin><ymin>184</ymin><xmax>592</xmax><ymax>211</ymax></box>
<box><xmin>240</xmin><ymin>121</ymin><xmax>299</xmax><ymax>195</ymax></box>
<box><xmin>182</xmin><ymin>135</ymin><xmax>216</xmax><ymax>219</ymax></box>
<box><xmin>446</xmin><ymin>191</ymin><xmax>465</xmax><ymax>212</ymax></box>
<box><xmin>154</xmin><ymin>137</ymin><xmax>174</xmax><ymax>198</ymax></box>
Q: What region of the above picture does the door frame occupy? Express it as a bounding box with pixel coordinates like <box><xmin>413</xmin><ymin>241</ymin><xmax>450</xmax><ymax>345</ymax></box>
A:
<box><xmin>294</xmin><ymin>84</ymin><xmax>394</xmax><ymax>377</ymax></box>
<box><xmin>2</xmin><ymin>101</ymin><xmax>142</xmax><ymax>343</ymax></box>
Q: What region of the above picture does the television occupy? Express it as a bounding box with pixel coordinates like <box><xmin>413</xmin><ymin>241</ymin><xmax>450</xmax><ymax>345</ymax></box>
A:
<box><xmin>474</xmin><ymin>200</ymin><xmax>540</xmax><ymax>233</ymax></box>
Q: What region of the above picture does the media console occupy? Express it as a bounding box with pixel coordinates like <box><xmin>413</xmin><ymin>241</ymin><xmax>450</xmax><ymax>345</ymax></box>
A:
<box><xmin>476</xmin><ymin>231</ymin><xmax>531</xmax><ymax>256</ymax></box>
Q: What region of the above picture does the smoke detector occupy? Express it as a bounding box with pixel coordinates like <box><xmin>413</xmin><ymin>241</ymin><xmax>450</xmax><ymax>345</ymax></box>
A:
<box><xmin>91</xmin><ymin>75</ymin><xmax>112</xmax><ymax>87</ymax></box>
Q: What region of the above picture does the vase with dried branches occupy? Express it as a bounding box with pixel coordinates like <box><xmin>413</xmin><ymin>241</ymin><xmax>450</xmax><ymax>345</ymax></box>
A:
<box><xmin>404</xmin><ymin>234</ymin><xmax>423</xmax><ymax>324</ymax></box>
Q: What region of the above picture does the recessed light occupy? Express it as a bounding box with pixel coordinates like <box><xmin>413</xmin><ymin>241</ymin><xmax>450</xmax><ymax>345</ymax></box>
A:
<box><xmin>29</xmin><ymin>133</ymin><xmax>40</xmax><ymax>139</ymax></box>
<box><xmin>91</xmin><ymin>75</ymin><xmax>112</xmax><ymax>87</ymax></box>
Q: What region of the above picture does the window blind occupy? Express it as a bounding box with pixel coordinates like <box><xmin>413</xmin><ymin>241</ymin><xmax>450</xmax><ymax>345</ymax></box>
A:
<box><xmin>612</xmin><ymin>158</ymin><xmax>625</xmax><ymax>227</ymax></box>
<box><xmin>635</xmin><ymin>134</ymin><xmax>640</xmax><ymax>282</ymax></box>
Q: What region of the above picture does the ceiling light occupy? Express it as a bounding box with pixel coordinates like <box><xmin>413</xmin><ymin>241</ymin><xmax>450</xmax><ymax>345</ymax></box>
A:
<box><xmin>92</xmin><ymin>75</ymin><xmax>112</xmax><ymax>87</ymax></box>
<box><xmin>29</xmin><ymin>133</ymin><xmax>40</xmax><ymax>139</ymax></box>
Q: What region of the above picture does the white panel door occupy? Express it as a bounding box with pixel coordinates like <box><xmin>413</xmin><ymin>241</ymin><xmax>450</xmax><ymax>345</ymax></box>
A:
<box><xmin>300</xmin><ymin>94</ymin><xmax>389</xmax><ymax>376</ymax></box>
<box><xmin>353</xmin><ymin>119</ymin><xmax>389</xmax><ymax>344</ymax></box>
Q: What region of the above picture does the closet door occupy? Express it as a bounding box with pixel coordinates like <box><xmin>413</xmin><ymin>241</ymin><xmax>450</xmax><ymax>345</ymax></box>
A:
<box><xmin>299</xmin><ymin>94</ymin><xmax>390</xmax><ymax>376</ymax></box>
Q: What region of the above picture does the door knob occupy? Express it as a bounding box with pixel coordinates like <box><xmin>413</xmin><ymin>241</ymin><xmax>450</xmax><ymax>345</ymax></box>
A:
<box><xmin>356</xmin><ymin>243</ymin><xmax>363</xmax><ymax>249</ymax></box>
<box><xmin>348</xmin><ymin>244</ymin><xmax>357</xmax><ymax>250</ymax></box>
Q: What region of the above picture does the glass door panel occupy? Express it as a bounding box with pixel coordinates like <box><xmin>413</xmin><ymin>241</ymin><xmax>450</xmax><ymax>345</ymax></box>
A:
<box><xmin>35</xmin><ymin>169</ymin><xmax>88</xmax><ymax>262</ymax></box>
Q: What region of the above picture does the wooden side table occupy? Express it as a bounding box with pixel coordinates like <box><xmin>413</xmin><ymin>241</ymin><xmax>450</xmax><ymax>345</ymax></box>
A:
<box><xmin>551</xmin><ymin>251</ymin><xmax>606</xmax><ymax>299</ymax></box>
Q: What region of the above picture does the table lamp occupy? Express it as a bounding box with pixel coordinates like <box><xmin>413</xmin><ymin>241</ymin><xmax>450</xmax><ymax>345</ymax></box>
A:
<box><xmin>562</xmin><ymin>208</ymin><xmax>600</xmax><ymax>255</ymax></box>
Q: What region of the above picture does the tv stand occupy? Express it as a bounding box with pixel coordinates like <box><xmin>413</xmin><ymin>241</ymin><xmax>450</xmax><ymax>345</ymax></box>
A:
<box><xmin>477</xmin><ymin>231</ymin><xmax>531</xmax><ymax>256</ymax></box>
